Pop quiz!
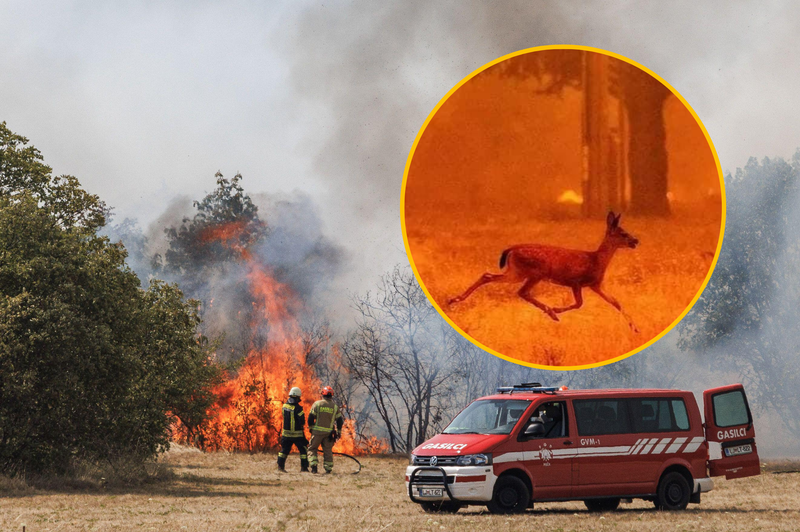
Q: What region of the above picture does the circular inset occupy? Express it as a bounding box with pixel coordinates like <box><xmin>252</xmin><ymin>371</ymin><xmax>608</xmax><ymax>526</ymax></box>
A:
<box><xmin>401</xmin><ymin>46</ymin><xmax>725</xmax><ymax>369</ymax></box>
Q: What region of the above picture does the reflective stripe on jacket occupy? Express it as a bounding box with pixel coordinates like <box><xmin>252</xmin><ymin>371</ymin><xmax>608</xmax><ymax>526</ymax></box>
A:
<box><xmin>309</xmin><ymin>398</ymin><xmax>343</xmax><ymax>434</ymax></box>
<box><xmin>281</xmin><ymin>401</ymin><xmax>305</xmax><ymax>438</ymax></box>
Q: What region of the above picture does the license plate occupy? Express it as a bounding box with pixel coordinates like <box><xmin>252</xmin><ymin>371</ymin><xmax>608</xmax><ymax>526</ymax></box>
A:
<box><xmin>419</xmin><ymin>488</ymin><xmax>443</xmax><ymax>497</ymax></box>
<box><xmin>724</xmin><ymin>444</ymin><xmax>752</xmax><ymax>457</ymax></box>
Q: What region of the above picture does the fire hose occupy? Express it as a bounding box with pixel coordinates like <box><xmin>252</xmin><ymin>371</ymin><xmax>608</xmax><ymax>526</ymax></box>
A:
<box><xmin>333</xmin><ymin>452</ymin><xmax>362</xmax><ymax>474</ymax></box>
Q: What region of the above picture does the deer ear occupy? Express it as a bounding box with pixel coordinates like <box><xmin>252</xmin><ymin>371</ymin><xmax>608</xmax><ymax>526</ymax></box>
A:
<box><xmin>615</xmin><ymin>213</ymin><xmax>622</xmax><ymax>226</ymax></box>
<box><xmin>606</xmin><ymin>211</ymin><xmax>616</xmax><ymax>227</ymax></box>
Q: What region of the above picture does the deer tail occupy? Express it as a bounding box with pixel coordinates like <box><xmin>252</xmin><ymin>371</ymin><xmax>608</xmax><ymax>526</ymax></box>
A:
<box><xmin>499</xmin><ymin>248</ymin><xmax>512</xmax><ymax>269</ymax></box>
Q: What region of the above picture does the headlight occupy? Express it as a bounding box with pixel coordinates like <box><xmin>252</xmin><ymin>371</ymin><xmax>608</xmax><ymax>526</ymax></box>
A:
<box><xmin>409</xmin><ymin>454</ymin><xmax>417</xmax><ymax>465</ymax></box>
<box><xmin>455</xmin><ymin>453</ymin><xmax>491</xmax><ymax>466</ymax></box>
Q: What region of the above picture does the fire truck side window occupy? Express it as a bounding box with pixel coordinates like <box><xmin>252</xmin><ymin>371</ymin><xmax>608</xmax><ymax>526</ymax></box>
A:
<box><xmin>574</xmin><ymin>399</ymin><xmax>631</xmax><ymax>436</ymax></box>
<box><xmin>502</xmin><ymin>405</ymin><xmax>528</xmax><ymax>431</ymax></box>
<box><xmin>672</xmin><ymin>400</ymin><xmax>690</xmax><ymax>430</ymax></box>
<box><xmin>629</xmin><ymin>398</ymin><xmax>690</xmax><ymax>432</ymax></box>
<box><xmin>527</xmin><ymin>401</ymin><xmax>567</xmax><ymax>438</ymax></box>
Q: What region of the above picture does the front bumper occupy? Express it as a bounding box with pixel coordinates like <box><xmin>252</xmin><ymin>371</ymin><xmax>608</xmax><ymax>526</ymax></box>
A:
<box><xmin>405</xmin><ymin>465</ymin><xmax>496</xmax><ymax>502</ymax></box>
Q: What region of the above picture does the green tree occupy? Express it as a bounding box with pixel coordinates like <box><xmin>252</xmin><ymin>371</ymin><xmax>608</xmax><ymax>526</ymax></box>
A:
<box><xmin>135</xmin><ymin>280</ymin><xmax>225</xmax><ymax>451</ymax></box>
<box><xmin>0</xmin><ymin>121</ymin><xmax>106</xmax><ymax>230</ymax></box>
<box><xmin>0</xmin><ymin>123</ymin><xmax>222</xmax><ymax>475</ymax></box>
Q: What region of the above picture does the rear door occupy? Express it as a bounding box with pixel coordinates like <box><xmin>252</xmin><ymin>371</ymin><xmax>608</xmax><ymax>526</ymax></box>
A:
<box><xmin>703</xmin><ymin>384</ymin><xmax>760</xmax><ymax>479</ymax></box>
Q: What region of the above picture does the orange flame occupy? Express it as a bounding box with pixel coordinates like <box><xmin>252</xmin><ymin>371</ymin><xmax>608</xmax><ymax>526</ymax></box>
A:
<box><xmin>556</xmin><ymin>189</ymin><xmax>584</xmax><ymax>205</ymax></box>
<box><xmin>198</xmin><ymin>220</ymin><xmax>253</xmax><ymax>260</ymax></box>
<box><xmin>173</xmin><ymin>221</ymin><xmax>384</xmax><ymax>455</ymax></box>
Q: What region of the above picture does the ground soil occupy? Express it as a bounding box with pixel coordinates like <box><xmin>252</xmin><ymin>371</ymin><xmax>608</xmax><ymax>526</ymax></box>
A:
<box><xmin>2</xmin><ymin>450</ymin><xmax>797</xmax><ymax>531</ymax></box>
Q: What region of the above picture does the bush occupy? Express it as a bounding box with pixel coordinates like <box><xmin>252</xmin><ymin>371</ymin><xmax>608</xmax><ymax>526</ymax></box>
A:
<box><xmin>0</xmin><ymin>123</ymin><xmax>221</xmax><ymax>475</ymax></box>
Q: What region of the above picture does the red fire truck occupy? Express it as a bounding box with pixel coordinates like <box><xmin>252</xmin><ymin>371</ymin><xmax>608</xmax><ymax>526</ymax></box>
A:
<box><xmin>406</xmin><ymin>383</ymin><xmax>759</xmax><ymax>513</ymax></box>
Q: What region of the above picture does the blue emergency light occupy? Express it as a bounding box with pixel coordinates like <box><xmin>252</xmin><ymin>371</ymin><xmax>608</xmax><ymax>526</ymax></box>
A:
<box><xmin>496</xmin><ymin>383</ymin><xmax>560</xmax><ymax>394</ymax></box>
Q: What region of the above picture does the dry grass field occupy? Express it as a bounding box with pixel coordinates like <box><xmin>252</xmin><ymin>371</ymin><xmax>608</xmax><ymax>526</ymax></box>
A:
<box><xmin>2</xmin><ymin>449</ymin><xmax>798</xmax><ymax>531</ymax></box>
<box><xmin>405</xmin><ymin>210</ymin><xmax>720</xmax><ymax>366</ymax></box>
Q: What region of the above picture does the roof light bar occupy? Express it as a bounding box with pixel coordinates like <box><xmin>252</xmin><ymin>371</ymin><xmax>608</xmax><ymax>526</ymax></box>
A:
<box><xmin>496</xmin><ymin>385</ymin><xmax>560</xmax><ymax>394</ymax></box>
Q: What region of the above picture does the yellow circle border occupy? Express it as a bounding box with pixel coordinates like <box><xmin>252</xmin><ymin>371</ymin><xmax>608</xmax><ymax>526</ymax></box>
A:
<box><xmin>399</xmin><ymin>44</ymin><xmax>726</xmax><ymax>371</ymax></box>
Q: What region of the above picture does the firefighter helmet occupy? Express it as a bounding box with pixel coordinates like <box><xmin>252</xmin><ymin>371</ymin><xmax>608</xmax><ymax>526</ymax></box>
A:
<box><xmin>321</xmin><ymin>386</ymin><xmax>334</xmax><ymax>397</ymax></box>
<box><xmin>289</xmin><ymin>387</ymin><xmax>302</xmax><ymax>398</ymax></box>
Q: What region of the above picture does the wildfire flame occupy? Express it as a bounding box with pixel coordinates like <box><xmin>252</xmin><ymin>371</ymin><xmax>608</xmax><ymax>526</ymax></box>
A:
<box><xmin>173</xmin><ymin>221</ymin><xmax>385</xmax><ymax>455</ymax></box>
<box><xmin>556</xmin><ymin>189</ymin><xmax>584</xmax><ymax>205</ymax></box>
<box><xmin>199</xmin><ymin>220</ymin><xmax>253</xmax><ymax>260</ymax></box>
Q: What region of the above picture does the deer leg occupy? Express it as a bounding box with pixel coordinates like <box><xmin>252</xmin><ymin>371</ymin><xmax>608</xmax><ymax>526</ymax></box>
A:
<box><xmin>553</xmin><ymin>286</ymin><xmax>583</xmax><ymax>314</ymax></box>
<box><xmin>518</xmin><ymin>277</ymin><xmax>559</xmax><ymax>322</ymax></box>
<box><xmin>590</xmin><ymin>285</ymin><xmax>639</xmax><ymax>333</ymax></box>
<box><xmin>449</xmin><ymin>272</ymin><xmax>509</xmax><ymax>305</ymax></box>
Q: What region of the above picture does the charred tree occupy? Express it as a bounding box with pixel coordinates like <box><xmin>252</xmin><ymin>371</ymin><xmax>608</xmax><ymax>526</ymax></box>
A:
<box><xmin>621</xmin><ymin>65</ymin><xmax>671</xmax><ymax>216</ymax></box>
<box><xmin>501</xmin><ymin>50</ymin><xmax>673</xmax><ymax>217</ymax></box>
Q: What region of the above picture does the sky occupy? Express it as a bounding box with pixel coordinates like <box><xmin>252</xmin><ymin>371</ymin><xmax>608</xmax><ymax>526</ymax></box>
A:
<box><xmin>1</xmin><ymin>0</ymin><xmax>799</xmax><ymax>302</ymax></box>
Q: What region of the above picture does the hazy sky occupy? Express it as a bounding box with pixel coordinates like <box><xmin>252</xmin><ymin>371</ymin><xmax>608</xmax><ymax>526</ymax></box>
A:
<box><xmin>1</xmin><ymin>0</ymin><xmax>798</xmax><ymax>298</ymax></box>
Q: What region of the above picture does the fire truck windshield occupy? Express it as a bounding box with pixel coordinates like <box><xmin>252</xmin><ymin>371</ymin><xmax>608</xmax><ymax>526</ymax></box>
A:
<box><xmin>443</xmin><ymin>399</ymin><xmax>532</xmax><ymax>435</ymax></box>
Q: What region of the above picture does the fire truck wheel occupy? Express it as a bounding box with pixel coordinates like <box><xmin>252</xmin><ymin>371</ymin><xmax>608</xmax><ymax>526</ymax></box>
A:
<box><xmin>486</xmin><ymin>476</ymin><xmax>530</xmax><ymax>514</ymax></box>
<box><xmin>420</xmin><ymin>501</ymin><xmax>462</xmax><ymax>513</ymax></box>
<box><xmin>654</xmin><ymin>471</ymin><xmax>691</xmax><ymax>511</ymax></box>
<box><xmin>584</xmin><ymin>498</ymin><xmax>620</xmax><ymax>512</ymax></box>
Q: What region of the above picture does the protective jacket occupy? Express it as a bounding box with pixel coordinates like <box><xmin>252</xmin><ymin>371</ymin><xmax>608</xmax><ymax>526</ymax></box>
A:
<box><xmin>281</xmin><ymin>397</ymin><xmax>306</xmax><ymax>438</ymax></box>
<box><xmin>308</xmin><ymin>398</ymin><xmax>344</xmax><ymax>435</ymax></box>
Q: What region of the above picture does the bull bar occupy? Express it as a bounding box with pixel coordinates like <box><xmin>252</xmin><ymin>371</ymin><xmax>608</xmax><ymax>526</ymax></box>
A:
<box><xmin>407</xmin><ymin>466</ymin><xmax>460</xmax><ymax>504</ymax></box>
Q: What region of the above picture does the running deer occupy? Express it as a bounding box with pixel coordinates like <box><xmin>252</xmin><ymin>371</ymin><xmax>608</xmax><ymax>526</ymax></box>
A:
<box><xmin>448</xmin><ymin>212</ymin><xmax>640</xmax><ymax>332</ymax></box>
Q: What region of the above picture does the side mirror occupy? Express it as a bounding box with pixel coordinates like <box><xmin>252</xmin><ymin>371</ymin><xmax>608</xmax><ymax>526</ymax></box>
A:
<box><xmin>524</xmin><ymin>421</ymin><xmax>546</xmax><ymax>437</ymax></box>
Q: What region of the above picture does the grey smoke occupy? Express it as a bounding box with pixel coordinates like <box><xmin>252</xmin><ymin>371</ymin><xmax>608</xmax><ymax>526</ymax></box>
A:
<box><xmin>102</xmin><ymin>187</ymin><xmax>347</xmax><ymax>359</ymax></box>
<box><xmin>5</xmin><ymin>0</ymin><xmax>800</xmax><ymax>455</ymax></box>
<box><xmin>252</xmin><ymin>191</ymin><xmax>347</xmax><ymax>306</ymax></box>
<box><xmin>3</xmin><ymin>1</ymin><xmax>800</xmax><ymax>301</ymax></box>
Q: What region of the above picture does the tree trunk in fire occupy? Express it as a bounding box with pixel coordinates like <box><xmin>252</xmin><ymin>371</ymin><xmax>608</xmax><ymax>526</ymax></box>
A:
<box><xmin>624</xmin><ymin>70</ymin><xmax>671</xmax><ymax>216</ymax></box>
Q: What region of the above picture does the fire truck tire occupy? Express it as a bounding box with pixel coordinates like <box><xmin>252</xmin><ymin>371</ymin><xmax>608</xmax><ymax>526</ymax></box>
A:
<box><xmin>654</xmin><ymin>471</ymin><xmax>691</xmax><ymax>511</ymax></box>
<box><xmin>486</xmin><ymin>475</ymin><xmax>530</xmax><ymax>514</ymax></box>
<box><xmin>584</xmin><ymin>498</ymin><xmax>621</xmax><ymax>512</ymax></box>
<box><xmin>420</xmin><ymin>501</ymin><xmax>462</xmax><ymax>513</ymax></box>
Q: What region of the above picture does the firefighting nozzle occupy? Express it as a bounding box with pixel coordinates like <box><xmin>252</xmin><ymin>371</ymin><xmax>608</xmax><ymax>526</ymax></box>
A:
<box><xmin>330</xmin><ymin>430</ymin><xmax>339</xmax><ymax>443</ymax></box>
<box><xmin>289</xmin><ymin>387</ymin><xmax>302</xmax><ymax>398</ymax></box>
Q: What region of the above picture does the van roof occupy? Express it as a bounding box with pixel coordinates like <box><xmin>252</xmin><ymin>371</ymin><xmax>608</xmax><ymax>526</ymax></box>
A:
<box><xmin>484</xmin><ymin>388</ymin><xmax>692</xmax><ymax>400</ymax></box>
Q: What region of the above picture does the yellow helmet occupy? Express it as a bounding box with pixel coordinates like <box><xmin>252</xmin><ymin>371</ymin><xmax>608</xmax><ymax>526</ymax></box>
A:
<box><xmin>289</xmin><ymin>387</ymin><xmax>302</xmax><ymax>398</ymax></box>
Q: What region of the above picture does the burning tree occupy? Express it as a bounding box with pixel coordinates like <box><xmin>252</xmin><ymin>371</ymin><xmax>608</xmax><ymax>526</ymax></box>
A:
<box><xmin>163</xmin><ymin>174</ymin><xmax>381</xmax><ymax>454</ymax></box>
<box><xmin>155</xmin><ymin>172</ymin><xmax>268</xmax><ymax>362</ymax></box>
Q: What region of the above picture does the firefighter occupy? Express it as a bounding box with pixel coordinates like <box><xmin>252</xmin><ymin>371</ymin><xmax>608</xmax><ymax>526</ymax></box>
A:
<box><xmin>277</xmin><ymin>387</ymin><xmax>309</xmax><ymax>472</ymax></box>
<box><xmin>307</xmin><ymin>385</ymin><xmax>344</xmax><ymax>474</ymax></box>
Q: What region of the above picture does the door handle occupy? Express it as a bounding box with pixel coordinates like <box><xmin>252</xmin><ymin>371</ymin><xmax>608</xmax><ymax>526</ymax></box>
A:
<box><xmin>563</xmin><ymin>440</ymin><xmax>573</xmax><ymax>445</ymax></box>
